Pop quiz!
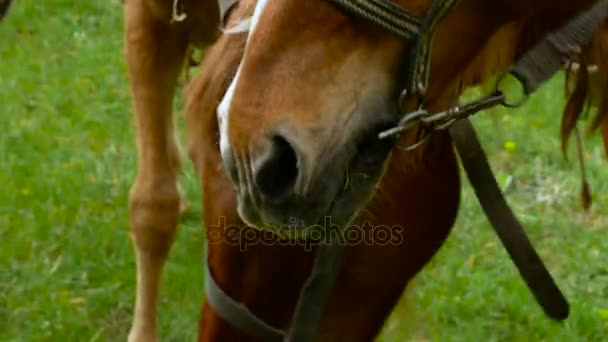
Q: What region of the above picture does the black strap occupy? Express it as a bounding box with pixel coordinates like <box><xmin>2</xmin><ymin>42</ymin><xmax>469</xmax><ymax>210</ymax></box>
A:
<box><xmin>449</xmin><ymin>119</ymin><xmax>569</xmax><ymax>320</ymax></box>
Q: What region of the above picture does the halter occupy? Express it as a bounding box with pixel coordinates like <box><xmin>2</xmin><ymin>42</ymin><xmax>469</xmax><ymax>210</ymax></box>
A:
<box><xmin>326</xmin><ymin>0</ymin><xmax>460</xmax><ymax>96</ymax></box>
<box><xmin>205</xmin><ymin>0</ymin><xmax>608</xmax><ymax>341</ymax></box>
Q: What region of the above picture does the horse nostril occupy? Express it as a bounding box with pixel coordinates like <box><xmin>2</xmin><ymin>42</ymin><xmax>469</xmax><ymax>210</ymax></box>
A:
<box><xmin>253</xmin><ymin>135</ymin><xmax>299</xmax><ymax>203</ymax></box>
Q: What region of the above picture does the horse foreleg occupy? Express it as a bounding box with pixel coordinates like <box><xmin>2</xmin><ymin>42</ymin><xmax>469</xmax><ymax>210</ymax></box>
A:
<box><xmin>124</xmin><ymin>1</ymin><xmax>188</xmax><ymax>341</ymax></box>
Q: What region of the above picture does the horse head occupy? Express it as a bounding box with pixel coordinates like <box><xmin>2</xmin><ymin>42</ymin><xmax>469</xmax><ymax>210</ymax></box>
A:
<box><xmin>218</xmin><ymin>0</ymin><xmax>600</xmax><ymax>236</ymax></box>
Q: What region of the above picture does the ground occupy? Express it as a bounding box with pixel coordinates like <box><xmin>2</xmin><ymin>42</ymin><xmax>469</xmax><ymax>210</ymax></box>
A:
<box><xmin>1</xmin><ymin>1</ymin><xmax>607</xmax><ymax>341</ymax></box>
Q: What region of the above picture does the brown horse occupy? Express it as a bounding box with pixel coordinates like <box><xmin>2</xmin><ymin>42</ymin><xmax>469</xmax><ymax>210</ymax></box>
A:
<box><xmin>124</xmin><ymin>0</ymin><xmax>607</xmax><ymax>341</ymax></box>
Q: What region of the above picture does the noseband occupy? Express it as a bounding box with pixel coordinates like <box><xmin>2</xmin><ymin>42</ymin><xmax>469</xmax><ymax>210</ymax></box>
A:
<box><xmin>204</xmin><ymin>0</ymin><xmax>608</xmax><ymax>341</ymax></box>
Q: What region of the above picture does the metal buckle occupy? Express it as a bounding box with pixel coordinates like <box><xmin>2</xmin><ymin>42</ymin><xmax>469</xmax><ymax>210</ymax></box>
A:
<box><xmin>378</xmin><ymin>108</ymin><xmax>428</xmax><ymax>140</ymax></box>
<box><xmin>378</xmin><ymin>89</ymin><xmax>508</xmax><ymax>152</ymax></box>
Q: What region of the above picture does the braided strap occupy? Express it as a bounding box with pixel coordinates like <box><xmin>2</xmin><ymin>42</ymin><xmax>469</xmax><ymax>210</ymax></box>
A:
<box><xmin>406</xmin><ymin>0</ymin><xmax>462</xmax><ymax>94</ymax></box>
<box><xmin>324</xmin><ymin>0</ymin><xmax>422</xmax><ymax>39</ymax></box>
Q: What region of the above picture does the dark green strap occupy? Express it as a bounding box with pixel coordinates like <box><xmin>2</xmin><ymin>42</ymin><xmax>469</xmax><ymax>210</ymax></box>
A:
<box><xmin>324</xmin><ymin>0</ymin><xmax>422</xmax><ymax>40</ymax></box>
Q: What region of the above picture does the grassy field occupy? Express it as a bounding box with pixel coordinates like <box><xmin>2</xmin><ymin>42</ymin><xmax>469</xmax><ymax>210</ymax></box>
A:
<box><xmin>1</xmin><ymin>1</ymin><xmax>607</xmax><ymax>341</ymax></box>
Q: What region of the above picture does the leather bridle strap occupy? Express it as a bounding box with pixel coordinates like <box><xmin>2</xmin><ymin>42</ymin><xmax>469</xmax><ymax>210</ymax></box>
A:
<box><xmin>203</xmin><ymin>240</ymin><xmax>346</xmax><ymax>342</ymax></box>
<box><xmin>405</xmin><ymin>0</ymin><xmax>462</xmax><ymax>95</ymax></box>
<box><xmin>324</xmin><ymin>0</ymin><xmax>462</xmax><ymax>96</ymax></box>
<box><xmin>449</xmin><ymin>119</ymin><xmax>570</xmax><ymax>320</ymax></box>
<box><xmin>324</xmin><ymin>0</ymin><xmax>422</xmax><ymax>39</ymax></box>
<box><xmin>508</xmin><ymin>0</ymin><xmax>608</xmax><ymax>96</ymax></box>
<box><xmin>445</xmin><ymin>0</ymin><xmax>608</xmax><ymax>322</ymax></box>
<box><xmin>203</xmin><ymin>246</ymin><xmax>285</xmax><ymax>341</ymax></box>
<box><xmin>284</xmin><ymin>241</ymin><xmax>347</xmax><ymax>342</ymax></box>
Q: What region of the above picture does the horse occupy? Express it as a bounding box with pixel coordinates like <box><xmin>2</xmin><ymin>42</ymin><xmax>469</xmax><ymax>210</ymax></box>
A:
<box><xmin>124</xmin><ymin>0</ymin><xmax>608</xmax><ymax>341</ymax></box>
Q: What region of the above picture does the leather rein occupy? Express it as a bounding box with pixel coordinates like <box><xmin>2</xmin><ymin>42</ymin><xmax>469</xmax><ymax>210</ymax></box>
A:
<box><xmin>204</xmin><ymin>0</ymin><xmax>608</xmax><ymax>341</ymax></box>
<box><xmin>0</xmin><ymin>0</ymin><xmax>12</xmax><ymax>22</ymax></box>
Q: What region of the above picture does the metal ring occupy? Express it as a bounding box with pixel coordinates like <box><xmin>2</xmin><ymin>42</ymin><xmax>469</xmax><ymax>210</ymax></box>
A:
<box><xmin>395</xmin><ymin>129</ymin><xmax>432</xmax><ymax>151</ymax></box>
<box><xmin>495</xmin><ymin>72</ymin><xmax>529</xmax><ymax>108</ymax></box>
<box><xmin>420</xmin><ymin>106</ymin><xmax>457</xmax><ymax>124</ymax></box>
<box><xmin>399</xmin><ymin>108</ymin><xmax>428</xmax><ymax>125</ymax></box>
<box><xmin>378</xmin><ymin>108</ymin><xmax>428</xmax><ymax>140</ymax></box>
<box><xmin>434</xmin><ymin>118</ymin><xmax>457</xmax><ymax>130</ymax></box>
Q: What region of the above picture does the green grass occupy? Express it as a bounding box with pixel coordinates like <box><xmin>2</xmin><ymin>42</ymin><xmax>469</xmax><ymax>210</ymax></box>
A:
<box><xmin>0</xmin><ymin>1</ymin><xmax>606</xmax><ymax>341</ymax></box>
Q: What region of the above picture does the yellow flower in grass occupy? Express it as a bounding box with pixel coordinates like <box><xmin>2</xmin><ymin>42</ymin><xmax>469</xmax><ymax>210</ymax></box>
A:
<box><xmin>503</xmin><ymin>140</ymin><xmax>517</xmax><ymax>154</ymax></box>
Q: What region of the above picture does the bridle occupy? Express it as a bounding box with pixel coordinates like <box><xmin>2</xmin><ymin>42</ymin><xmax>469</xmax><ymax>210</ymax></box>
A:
<box><xmin>326</xmin><ymin>0</ymin><xmax>483</xmax><ymax>151</ymax></box>
<box><xmin>326</xmin><ymin>0</ymin><xmax>459</xmax><ymax>95</ymax></box>
<box><xmin>204</xmin><ymin>0</ymin><xmax>608</xmax><ymax>341</ymax></box>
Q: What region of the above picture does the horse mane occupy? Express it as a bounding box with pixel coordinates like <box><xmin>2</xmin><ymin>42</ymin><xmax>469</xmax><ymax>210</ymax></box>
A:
<box><xmin>563</xmin><ymin>18</ymin><xmax>608</xmax><ymax>157</ymax></box>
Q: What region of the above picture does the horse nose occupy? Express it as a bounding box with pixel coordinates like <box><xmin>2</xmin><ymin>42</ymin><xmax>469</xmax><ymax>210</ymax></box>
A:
<box><xmin>253</xmin><ymin>134</ymin><xmax>300</xmax><ymax>203</ymax></box>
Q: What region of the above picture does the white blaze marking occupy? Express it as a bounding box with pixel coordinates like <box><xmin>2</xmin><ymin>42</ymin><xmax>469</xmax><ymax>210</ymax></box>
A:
<box><xmin>217</xmin><ymin>0</ymin><xmax>270</xmax><ymax>160</ymax></box>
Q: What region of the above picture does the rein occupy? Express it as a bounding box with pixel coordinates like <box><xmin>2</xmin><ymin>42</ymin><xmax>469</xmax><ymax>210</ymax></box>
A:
<box><xmin>0</xmin><ymin>0</ymin><xmax>12</xmax><ymax>22</ymax></box>
<box><xmin>204</xmin><ymin>0</ymin><xmax>608</xmax><ymax>341</ymax></box>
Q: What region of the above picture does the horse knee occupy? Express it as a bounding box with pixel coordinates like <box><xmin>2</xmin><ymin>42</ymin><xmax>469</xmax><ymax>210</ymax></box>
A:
<box><xmin>129</xmin><ymin>178</ymin><xmax>181</xmax><ymax>254</ymax></box>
